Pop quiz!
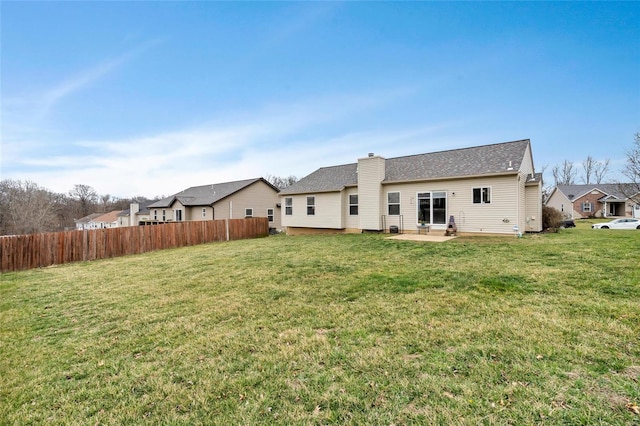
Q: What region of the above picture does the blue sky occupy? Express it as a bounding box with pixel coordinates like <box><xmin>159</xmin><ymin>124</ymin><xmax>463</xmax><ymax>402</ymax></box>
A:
<box><xmin>2</xmin><ymin>1</ymin><xmax>639</xmax><ymax>198</ymax></box>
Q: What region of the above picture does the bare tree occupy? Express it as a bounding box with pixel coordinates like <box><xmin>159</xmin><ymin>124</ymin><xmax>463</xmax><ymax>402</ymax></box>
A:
<box><xmin>551</xmin><ymin>160</ymin><xmax>577</xmax><ymax>185</ymax></box>
<box><xmin>581</xmin><ymin>156</ymin><xmax>596</xmax><ymax>185</ymax></box>
<box><xmin>620</xmin><ymin>132</ymin><xmax>640</xmax><ymax>204</ymax></box>
<box><xmin>265</xmin><ymin>174</ymin><xmax>298</xmax><ymax>190</ymax></box>
<box><xmin>69</xmin><ymin>184</ymin><xmax>98</xmax><ymax>217</ymax></box>
<box><xmin>593</xmin><ymin>158</ymin><xmax>610</xmax><ymax>184</ymax></box>
<box><xmin>581</xmin><ymin>156</ymin><xmax>610</xmax><ymax>184</ymax></box>
<box><xmin>0</xmin><ymin>179</ymin><xmax>58</xmax><ymax>235</ymax></box>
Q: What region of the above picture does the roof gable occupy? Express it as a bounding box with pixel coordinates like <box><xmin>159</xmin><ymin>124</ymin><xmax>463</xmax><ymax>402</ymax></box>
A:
<box><xmin>556</xmin><ymin>183</ymin><xmax>637</xmax><ymax>201</ymax></box>
<box><xmin>149</xmin><ymin>178</ymin><xmax>278</xmax><ymax>208</ymax></box>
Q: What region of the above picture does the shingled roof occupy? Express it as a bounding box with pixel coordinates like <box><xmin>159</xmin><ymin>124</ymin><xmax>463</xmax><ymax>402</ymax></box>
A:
<box><xmin>555</xmin><ymin>183</ymin><xmax>639</xmax><ymax>201</ymax></box>
<box><xmin>149</xmin><ymin>178</ymin><xmax>278</xmax><ymax>208</ymax></box>
<box><xmin>281</xmin><ymin>139</ymin><xmax>531</xmax><ymax>195</ymax></box>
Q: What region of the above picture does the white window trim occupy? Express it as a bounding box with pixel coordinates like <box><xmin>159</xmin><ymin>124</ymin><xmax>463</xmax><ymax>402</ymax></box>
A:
<box><xmin>267</xmin><ymin>208</ymin><xmax>274</xmax><ymax>222</ymax></box>
<box><xmin>174</xmin><ymin>209</ymin><xmax>183</xmax><ymax>221</ymax></box>
<box><xmin>349</xmin><ymin>194</ymin><xmax>358</xmax><ymax>216</ymax></box>
<box><xmin>202</xmin><ymin>208</ymin><xmax>207</xmax><ymax>219</ymax></box>
<box><xmin>285</xmin><ymin>197</ymin><xmax>293</xmax><ymax>215</ymax></box>
<box><xmin>307</xmin><ymin>195</ymin><xmax>316</xmax><ymax>216</ymax></box>
<box><xmin>245</xmin><ymin>208</ymin><xmax>253</xmax><ymax>218</ymax></box>
<box><xmin>472</xmin><ymin>187</ymin><xmax>491</xmax><ymax>205</ymax></box>
<box><xmin>387</xmin><ymin>191</ymin><xmax>401</xmax><ymax>216</ymax></box>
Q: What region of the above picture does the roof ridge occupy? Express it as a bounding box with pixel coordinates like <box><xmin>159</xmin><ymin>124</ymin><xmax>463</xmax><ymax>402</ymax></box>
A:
<box><xmin>386</xmin><ymin>139</ymin><xmax>529</xmax><ymax>162</ymax></box>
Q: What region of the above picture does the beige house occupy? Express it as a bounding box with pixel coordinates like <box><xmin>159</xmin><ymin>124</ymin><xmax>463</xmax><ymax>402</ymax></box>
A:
<box><xmin>280</xmin><ymin>139</ymin><xmax>542</xmax><ymax>235</ymax></box>
<box><xmin>147</xmin><ymin>178</ymin><xmax>281</xmax><ymax>230</ymax></box>
<box><xmin>75</xmin><ymin>210</ymin><xmax>123</xmax><ymax>230</ymax></box>
<box><xmin>545</xmin><ymin>184</ymin><xmax>640</xmax><ymax>219</ymax></box>
<box><xmin>117</xmin><ymin>201</ymin><xmax>156</xmax><ymax>227</ymax></box>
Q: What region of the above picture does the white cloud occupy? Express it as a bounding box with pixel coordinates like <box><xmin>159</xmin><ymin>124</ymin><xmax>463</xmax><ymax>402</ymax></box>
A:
<box><xmin>3</xmin><ymin>85</ymin><xmax>481</xmax><ymax>198</ymax></box>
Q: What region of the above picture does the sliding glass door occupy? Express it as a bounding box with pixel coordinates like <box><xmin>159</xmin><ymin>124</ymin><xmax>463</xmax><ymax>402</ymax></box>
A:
<box><xmin>417</xmin><ymin>192</ymin><xmax>446</xmax><ymax>225</ymax></box>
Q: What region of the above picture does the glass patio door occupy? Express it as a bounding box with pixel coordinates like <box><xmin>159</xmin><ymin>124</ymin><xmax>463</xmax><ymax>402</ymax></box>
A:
<box><xmin>417</xmin><ymin>192</ymin><xmax>446</xmax><ymax>225</ymax></box>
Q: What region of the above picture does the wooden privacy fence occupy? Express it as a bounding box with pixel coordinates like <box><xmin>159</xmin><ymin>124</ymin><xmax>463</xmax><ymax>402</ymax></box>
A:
<box><xmin>0</xmin><ymin>218</ymin><xmax>269</xmax><ymax>273</ymax></box>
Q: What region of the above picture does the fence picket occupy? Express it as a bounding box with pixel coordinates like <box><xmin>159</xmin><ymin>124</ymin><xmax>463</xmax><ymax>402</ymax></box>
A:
<box><xmin>0</xmin><ymin>218</ymin><xmax>268</xmax><ymax>272</ymax></box>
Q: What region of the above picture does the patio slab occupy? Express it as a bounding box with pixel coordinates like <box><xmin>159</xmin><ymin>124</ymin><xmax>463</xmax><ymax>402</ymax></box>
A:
<box><xmin>386</xmin><ymin>234</ymin><xmax>457</xmax><ymax>243</ymax></box>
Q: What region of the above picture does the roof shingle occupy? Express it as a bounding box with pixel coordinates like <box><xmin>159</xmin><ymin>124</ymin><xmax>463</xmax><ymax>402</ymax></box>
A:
<box><xmin>281</xmin><ymin>139</ymin><xmax>531</xmax><ymax>195</ymax></box>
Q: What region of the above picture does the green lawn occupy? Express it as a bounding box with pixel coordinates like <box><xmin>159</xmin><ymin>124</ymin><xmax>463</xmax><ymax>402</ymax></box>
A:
<box><xmin>1</xmin><ymin>222</ymin><xmax>639</xmax><ymax>425</ymax></box>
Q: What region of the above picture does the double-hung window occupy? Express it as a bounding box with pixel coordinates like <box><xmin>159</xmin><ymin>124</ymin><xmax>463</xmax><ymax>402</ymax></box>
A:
<box><xmin>473</xmin><ymin>187</ymin><xmax>491</xmax><ymax>204</ymax></box>
<box><xmin>582</xmin><ymin>202</ymin><xmax>592</xmax><ymax>213</ymax></box>
<box><xmin>202</xmin><ymin>208</ymin><xmax>207</xmax><ymax>219</ymax></box>
<box><xmin>349</xmin><ymin>194</ymin><xmax>358</xmax><ymax>215</ymax></box>
<box><xmin>307</xmin><ymin>196</ymin><xmax>315</xmax><ymax>215</ymax></box>
<box><xmin>285</xmin><ymin>197</ymin><xmax>293</xmax><ymax>215</ymax></box>
<box><xmin>388</xmin><ymin>192</ymin><xmax>400</xmax><ymax>215</ymax></box>
<box><xmin>267</xmin><ymin>208</ymin><xmax>274</xmax><ymax>222</ymax></box>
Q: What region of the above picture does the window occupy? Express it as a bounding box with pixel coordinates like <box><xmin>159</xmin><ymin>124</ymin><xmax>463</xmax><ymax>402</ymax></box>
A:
<box><xmin>473</xmin><ymin>187</ymin><xmax>491</xmax><ymax>204</ymax></box>
<box><xmin>202</xmin><ymin>208</ymin><xmax>207</xmax><ymax>218</ymax></box>
<box><xmin>418</xmin><ymin>191</ymin><xmax>446</xmax><ymax>225</ymax></box>
<box><xmin>349</xmin><ymin>194</ymin><xmax>358</xmax><ymax>215</ymax></box>
<box><xmin>154</xmin><ymin>210</ymin><xmax>158</xmax><ymax>220</ymax></box>
<box><xmin>582</xmin><ymin>202</ymin><xmax>592</xmax><ymax>213</ymax></box>
<box><xmin>307</xmin><ymin>196</ymin><xmax>315</xmax><ymax>215</ymax></box>
<box><xmin>162</xmin><ymin>209</ymin><xmax>166</xmax><ymax>221</ymax></box>
<box><xmin>285</xmin><ymin>197</ymin><xmax>293</xmax><ymax>215</ymax></box>
<box><xmin>245</xmin><ymin>208</ymin><xmax>253</xmax><ymax>218</ymax></box>
<box><xmin>388</xmin><ymin>192</ymin><xmax>400</xmax><ymax>215</ymax></box>
<box><xmin>175</xmin><ymin>209</ymin><xmax>183</xmax><ymax>221</ymax></box>
<box><xmin>267</xmin><ymin>208</ymin><xmax>274</xmax><ymax>222</ymax></box>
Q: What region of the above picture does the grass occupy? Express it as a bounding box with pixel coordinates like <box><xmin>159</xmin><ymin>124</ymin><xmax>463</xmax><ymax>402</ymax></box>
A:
<box><xmin>1</xmin><ymin>221</ymin><xmax>639</xmax><ymax>425</ymax></box>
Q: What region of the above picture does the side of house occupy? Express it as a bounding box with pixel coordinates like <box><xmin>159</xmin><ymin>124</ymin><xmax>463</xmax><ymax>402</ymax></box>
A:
<box><xmin>147</xmin><ymin>178</ymin><xmax>281</xmax><ymax>229</ymax></box>
<box><xmin>281</xmin><ymin>139</ymin><xmax>542</xmax><ymax>235</ymax></box>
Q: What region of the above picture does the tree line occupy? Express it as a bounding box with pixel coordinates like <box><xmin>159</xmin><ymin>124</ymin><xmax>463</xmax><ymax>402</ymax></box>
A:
<box><xmin>0</xmin><ymin>175</ymin><xmax>298</xmax><ymax>236</ymax></box>
<box><xmin>0</xmin><ymin>181</ymin><xmax>159</xmax><ymax>236</ymax></box>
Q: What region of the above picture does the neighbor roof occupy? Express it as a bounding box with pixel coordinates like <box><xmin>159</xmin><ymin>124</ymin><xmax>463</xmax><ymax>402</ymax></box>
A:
<box><xmin>281</xmin><ymin>139</ymin><xmax>531</xmax><ymax>195</ymax></box>
<box><xmin>148</xmin><ymin>178</ymin><xmax>279</xmax><ymax>208</ymax></box>
<box><xmin>74</xmin><ymin>213</ymin><xmax>102</xmax><ymax>224</ymax></box>
<box><xmin>555</xmin><ymin>183</ymin><xmax>638</xmax><ymax>201</ymax></box>
<box><xmin>92</xmin><ymin>210</ymin><xmax>123</xmax><ymax>223</ymax></box>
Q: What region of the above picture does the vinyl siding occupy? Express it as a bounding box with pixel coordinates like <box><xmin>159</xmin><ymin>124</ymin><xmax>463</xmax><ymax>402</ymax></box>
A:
<box><xmin>517</xmin><ymin>144</ymin><xmax>535</xmax><ymax>232</ymax></box>
<box><xmin>546</xmin><ymin>190</ymin><xmax>572</xmax><ymax>218</ymax></box>
<box><xmin>213</xmin><ymin>180</ymin><xmax>281</xmax><ymax>228</ymax></box>
<box><xmin>525</xmin><ymin>185</ymin><xmax>542</xmax><ymax>232</ymax></box>
<box><xmin>343</xmin><ymin>188</ymin><xmax>359</xmax><ymax>230</ymax></box>
<box><xmin>357</xmin><ymin>155</ymin><xmax>385</xmax><ymax>230</ymax></box>
<box><xmin>281</xmin><ymin>192</ymin><xmax>343</xmax><ymax>229</ymax></box>
<box><xmin>383</xmin><ymin>175</ymin><xmax>520</xmax><ymax>234</ymax></box>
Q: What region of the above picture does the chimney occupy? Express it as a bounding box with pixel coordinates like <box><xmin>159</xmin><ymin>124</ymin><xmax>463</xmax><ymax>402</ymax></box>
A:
<box><xmin>358</xmin><ymin>153</ymin><xmax>386</xmax><ymax>231</ymax></box>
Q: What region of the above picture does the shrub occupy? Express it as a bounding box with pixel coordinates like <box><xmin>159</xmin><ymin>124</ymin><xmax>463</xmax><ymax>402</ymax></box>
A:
<box><xmin>542</xmin><ymin>206</ymin><xmax>564</xmax><ymax>231</ymax></box>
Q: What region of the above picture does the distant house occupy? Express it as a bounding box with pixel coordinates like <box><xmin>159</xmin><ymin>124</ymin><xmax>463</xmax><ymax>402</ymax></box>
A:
<box><xmin>74</xmin><ymin>213</ymin><xmax>103</xmax><ymax>230</ymax></box>
<box><xmin>545</xmin><ymin>184</ymin><xmax>640</xmax><ymax>219</ymax></box>
<box><xmin>74</xmin><ymin>210</ymin><xmax>123</xmax><ymax>230</ymax></box>
<box><xmin>147</xmin><ymin>178</ymin><xmax>281</xmax><ymax>229</ymax></box>
<box><xmin>280</xmin><ymin>139</ymin><xmax>542</xmax><ymax>235</ymax></box>
<box><xmin>117</xmin><ymin>201</ymin><xmax>155</xmax><ymax>227</ymax></box>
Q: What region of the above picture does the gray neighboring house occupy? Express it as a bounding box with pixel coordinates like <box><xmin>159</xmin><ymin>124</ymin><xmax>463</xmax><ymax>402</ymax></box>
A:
<box><xmin>117</xmin><ymin>201</ymin><xmax>155</xmax><ymax>227</ymax></box>
<box><xmin>545</xmin><ymin>183</ymin><xmax>640</xmax><ymax>219</ymax></box>
<box><xmin>147</xmin><ymin>178</ymin><xmax>281</xmax><ymax>229</ymax></box>
<box><xmin>281</xmin><ymin>139</ymin><xmax>543</xmax><ymax>235</ymax></box>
